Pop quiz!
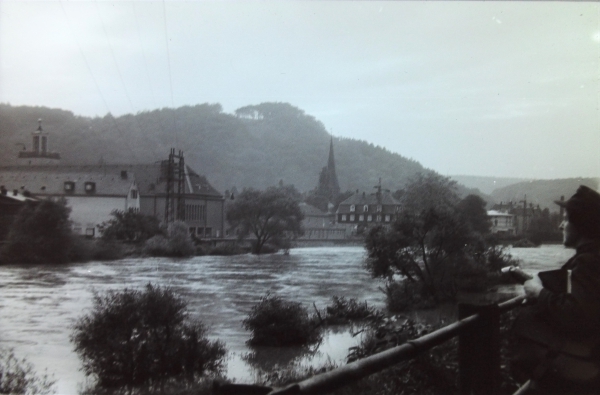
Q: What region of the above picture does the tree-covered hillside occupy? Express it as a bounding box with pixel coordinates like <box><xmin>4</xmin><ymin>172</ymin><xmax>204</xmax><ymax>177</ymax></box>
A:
<box><xmin>0</xmin><ymin>102</ymin><xmax>431</xmax><ymax>194</ymax></box>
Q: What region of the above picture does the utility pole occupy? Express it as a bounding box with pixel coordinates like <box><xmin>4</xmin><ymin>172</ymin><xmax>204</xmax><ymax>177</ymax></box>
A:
<box><xmin>164</xmin><ymin>149</ymin><xmax>186</xmax><ymax>224</ymax></box>
<box><xmin>519</xmin><ymin>195</ymin><xmax>528</xmax><ymax>235</ymax></box>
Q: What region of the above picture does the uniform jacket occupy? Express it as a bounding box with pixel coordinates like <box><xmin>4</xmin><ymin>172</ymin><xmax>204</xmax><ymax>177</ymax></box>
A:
<box><xmin>536</xmin><ymin>242</ymin><xmax>600</xmax><ymax>338</ymax></box>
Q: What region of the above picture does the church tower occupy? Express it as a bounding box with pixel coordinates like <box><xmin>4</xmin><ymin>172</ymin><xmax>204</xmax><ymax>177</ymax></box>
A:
<box><xmin>18</xmin><ymin>119</ymin><xmax>61</xmax><ymax>165</ymax></box>
<box><xmin>315</xmin><ymin>137</ymin><xmax>340</xmax><ymax>204</ymax></box>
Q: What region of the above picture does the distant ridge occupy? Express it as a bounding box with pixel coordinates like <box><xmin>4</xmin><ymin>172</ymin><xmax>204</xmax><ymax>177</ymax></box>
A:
<box><xmin>489</xmin><ymin>178</ymin><xmax>599</xmax><ymax>211</ymax></box>
<box><xmin>450</xmin><ymin>175</ymin><xmax>532</xmax><ymax>195</ymax></box>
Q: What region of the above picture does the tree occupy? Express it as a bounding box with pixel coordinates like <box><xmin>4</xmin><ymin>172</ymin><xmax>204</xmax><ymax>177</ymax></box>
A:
<box><xmin>457</xmin><ymin>194</ymin><xmax>491</xmax><ymax>235</ymax></box>
<box><xmin>1</xmin><ymin>199</ymin><xmax>73</xmax><ymax>264</ymax></box>
<box><xmin>226</xmin><ymin>186</ymin><xmax>304</xmax><ymax>254</ymax></box>
<box><xmin>364</xmin><ymin>173</ymin><xmax>505</xmax><ymax>309</ymax></box>
<box><xmin>71</xmin><ymin>284</ymin><xmax>226</xmax><ymax>393</ymax></box>
<box><xmin>365</xmin><ymin>209</ymin><xmax>472</xmax><ymax>305</ymax></box>
<box><xmin>400</xmin><ymin>173</ymin><xmax>460</xmax><ymax>215</ymax></box>
<box><xmin>98</xmin><ymin>210</ymin><xmax>162</xmax><ymax>243</ymax></box>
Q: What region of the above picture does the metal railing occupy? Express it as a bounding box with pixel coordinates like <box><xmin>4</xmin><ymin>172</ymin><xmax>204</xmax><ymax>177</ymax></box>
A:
<box><xmin>214</xmin><ymin>295</ymin><xmax>529</xmax><ymax>395</ymax></box>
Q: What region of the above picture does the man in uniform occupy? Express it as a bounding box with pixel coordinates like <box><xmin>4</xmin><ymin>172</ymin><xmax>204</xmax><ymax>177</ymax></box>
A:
<box><xmin>518</xmin><ymin>185</ymin><xmax>600</xmax><ymax>391</ymax></box>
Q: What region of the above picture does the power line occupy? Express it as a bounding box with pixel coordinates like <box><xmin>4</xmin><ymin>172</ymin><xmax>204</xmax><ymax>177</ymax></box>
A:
<box><xmin>59</xmin><ymin>1</ymin><xmax>140</xmax><ymax>163</ymax></box>
<box><xmin>162</xmin><ymin>0</ymin><xmax>178</xmax><ymax>150</ymax></box>
<box><xmin>94</xmin><ymin>1</ymin><xmax>162</xmax><ymax>161</ymax></box>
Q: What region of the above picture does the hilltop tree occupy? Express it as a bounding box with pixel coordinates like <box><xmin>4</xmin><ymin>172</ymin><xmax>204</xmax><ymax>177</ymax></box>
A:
<box><xmin>226</xmin><ymin>185</ymin><xmax>304</xmax><ymax>254</ymax></box>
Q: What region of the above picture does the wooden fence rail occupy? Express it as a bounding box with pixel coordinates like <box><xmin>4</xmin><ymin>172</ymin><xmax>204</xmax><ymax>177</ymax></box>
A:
<box><xmin>214</xmin><ymin>295</ymin><xmax>528</xmax><ymax>395</ymax></box>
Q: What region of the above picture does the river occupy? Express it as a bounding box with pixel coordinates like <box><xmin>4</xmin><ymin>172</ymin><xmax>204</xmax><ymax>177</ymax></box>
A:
<box><xmin>0</xmin><ymin>245</ymin><xmax>573</xmax><ymax>394</ymax></box>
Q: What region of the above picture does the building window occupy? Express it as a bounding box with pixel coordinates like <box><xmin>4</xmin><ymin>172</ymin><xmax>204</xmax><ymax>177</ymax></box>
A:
<box><xmin>84</xmin><ymin>182</ymin><xmax>96</xmax><ymax>193</ymax></box>
<box><xmin>85</xmin><ymin>228</ymin><xmax>95</xmax><ymax>238</ymax></box>
<box><xmin>359</xmin><ymin>215</ymin><xmax>364</xmax><ymax>221</ymax></box>
<box><xmin>385</xmin><ymin>215</ymin><xmax>391</xmax><ymax>222</ymax></box>
<box><xmin>185</xmin><ymin>204</ymin><xmax>206</xmax><ymax>221</ymax></box>
<box><xmin>395</xmin><ymin>206</ymin><xmax>401</xmax><ymax>213</ymax></box>
<box><xmin>341</xmin><ymin>214</ymin><xmax>347</xmax><ymax>222</ymax></box>
<box><xmin>350</xmin><ymin>214</ymin><xmax>355</xmax><ymax>221</ymax></box>
<box><xmin>189</xmin><ymin>227</ymin><xmax>196</xmax><ymax>235</ymax></box>
<box><xmin>350</xmin><ymin>205</ymin><xmax>355</xmax><ymax>212</ymax></box>
<box><xmin>368</xmin><ymin>214</ymin><xmax>372</xmax><ymax>222</ymax></box>
<box><xmin>377</xmin><ymin>205</ymin><xmax>382</xmax><ymax>212</ymax></box>
<box><xmin>130</xmin><ymin>190</ymin><xmax>138</xmax><ymax>199</ymax></box>
<box><xmin>377</xmin><ymin>215</ymin><xmax>382</xmax><ymax>222</ymax></box>
<box><xmin>205</xmin><ymin>228</ymin><xmax>212</xmax><ymax>237</ymax></box>
<box><xmin>64</xmin><ymin>181</ymin><xmax>75</xmax><ymax>193</ymax></box>
<box><xmin>363</xmin><ymin>205</ymin><xmax>369</xmax><ymax>212</ymax></box>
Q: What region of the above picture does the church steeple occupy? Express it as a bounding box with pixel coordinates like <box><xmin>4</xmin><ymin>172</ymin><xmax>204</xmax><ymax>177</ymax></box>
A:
<box><xmin>315</xmin><ymin>137</ymin><xmax>340</xmax><ymax>206</ymax></box>
<box><xmin>326</xmin><ymin>137</ymin><xmax>340</xmax><ymax>198</ymax></box>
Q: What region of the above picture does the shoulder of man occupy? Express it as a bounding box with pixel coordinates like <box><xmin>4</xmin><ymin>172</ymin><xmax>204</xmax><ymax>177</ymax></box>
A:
<box><xmin>569</xmin><ymin>249</ymin><xmax>600</xmax><ymax>276</ymax></box>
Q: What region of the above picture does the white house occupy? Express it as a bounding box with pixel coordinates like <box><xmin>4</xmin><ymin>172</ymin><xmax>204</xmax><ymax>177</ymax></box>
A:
<box><xmin>487</xmin><ymin>210</ymin><xmax>515</xmax><ymax>236</ymax></box>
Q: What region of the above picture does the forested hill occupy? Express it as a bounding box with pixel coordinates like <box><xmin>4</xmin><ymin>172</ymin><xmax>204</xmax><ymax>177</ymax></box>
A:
<box><xmin>0</xmin><ymin>102</ymin><xmax>430</xmax><ymax>194</ymax></box>
<box><xmin>489</xmin><ymin>178</ymin><xmax>599</xmax><ymax>211</ymax></box>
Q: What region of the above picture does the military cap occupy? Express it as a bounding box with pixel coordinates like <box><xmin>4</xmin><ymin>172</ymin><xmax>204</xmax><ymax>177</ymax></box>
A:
<box><xmin>555</xmin><ymin>185</ymin><xmax>600</xmax><ymax>238</ymax></box>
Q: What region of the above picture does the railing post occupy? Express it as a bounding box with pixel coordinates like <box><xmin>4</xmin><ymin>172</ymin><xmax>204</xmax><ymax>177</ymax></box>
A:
<box><xmin>458</xmin><ymin>303</ymin><xmax>501</xmax><ymax>395</ymax></box>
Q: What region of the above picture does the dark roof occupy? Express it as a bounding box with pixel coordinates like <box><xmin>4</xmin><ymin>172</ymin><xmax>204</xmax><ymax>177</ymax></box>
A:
<box><xmin>337</xmin><ymin>191</ymin><xmax>400</xmax><ymax>214</ymax></box>
<box><xmin>299</xmin><ymin>203</ymin><xmax>330</xmax><ymax>217</ymax></box>
<box><xmin>0</xmin><ymin>163</ymin><xmax>222</xmax><ymax>198</ymax></box>
<box><xmin>339</xmin><ymin>191</ymin><xmax>400</xmax><ymax>206</ymax></box>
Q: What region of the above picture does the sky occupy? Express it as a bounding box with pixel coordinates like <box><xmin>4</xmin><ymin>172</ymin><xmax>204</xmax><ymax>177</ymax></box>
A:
<box><xmin>1</xmin><ymin>1</ymin><xmax>599</xmax><ymax>180</ymax></box>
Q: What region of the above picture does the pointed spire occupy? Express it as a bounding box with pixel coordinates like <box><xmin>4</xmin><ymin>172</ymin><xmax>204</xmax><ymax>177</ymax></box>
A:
<box><xmin>328</xmin><ymin>136</ymin><xmax>336</xmax><ymax>172</ymax></box>
<box><xmin>326</xmin><ymin>136</ymin><xmax>340</xmax><ymax>200</ymax></box>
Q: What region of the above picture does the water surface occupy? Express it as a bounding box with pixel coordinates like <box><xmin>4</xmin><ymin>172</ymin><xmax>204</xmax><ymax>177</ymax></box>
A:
<box><xmin>0</xmin><ymin>244</ymin><xmax>574</xmax><ymax>394</ymax></box>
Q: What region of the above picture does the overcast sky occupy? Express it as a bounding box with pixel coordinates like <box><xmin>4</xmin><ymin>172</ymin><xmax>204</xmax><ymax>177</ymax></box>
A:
<box><xmin>1</xmin><ymin>1</ymin><xmax>598</xmax><ymax>180</ymax></box>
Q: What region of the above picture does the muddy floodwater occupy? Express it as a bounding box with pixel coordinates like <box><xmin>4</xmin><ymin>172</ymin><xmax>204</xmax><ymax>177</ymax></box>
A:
<box><xmin>0</xmin><ymin>245</ymin><xmax>573</xmax><ymax>394</ymax></box>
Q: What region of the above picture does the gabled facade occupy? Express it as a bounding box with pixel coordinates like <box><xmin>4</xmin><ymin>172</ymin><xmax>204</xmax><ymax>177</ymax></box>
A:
<box><xmin>487</xmin><ymin>210</ymin><xmax>515</xmax><ymax>236</ymax></box>
<box><xmin>0</xmin><ymin>163</ymin><xmax>224</xmax><ymax>238</ymax></box>
<box><xmin>490</xmin><ymin>200</ymin><xmax>542</xmax><ymax>236</ymax></box>
<box><xmin>337</xmin><ymin>189</ymin><xmax>401</xmax><ymax>226</ymax></box>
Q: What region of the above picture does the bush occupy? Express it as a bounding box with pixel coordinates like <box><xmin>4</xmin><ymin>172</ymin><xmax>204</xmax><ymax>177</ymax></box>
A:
<box><xmin>382</xmin><ymin>280</ymin><xmax>437</xmax><ymax>312</ymax></box>
<box><xmin>1</xmin><ymin>200</ymin><xmax>73</xmax><ymax>264</ymax></box>
<box><xmin>143</xmin><ymin>221</ymin><xmax>195</xmax><ymax>257</ymax></box>
<box><xmin>512</xmin><ymin>239</ymin><xmax>538</xmax><ymax>248</ymax></box>
<box><xmin>0</xmin><ymin>347</ymin><xmax>55</xmax><ymax>395</ymax></box>
<box><xmin>166</xmin><ymin>221</ymin><xmax>196</xmax><ymax>256</ymax></box>
<box><xmin>243</xmin><ymin>293</ymin><xmax>321</xmax><ymax>347</ymax></box>
<box><xmin>98</xmin><ymin>210</ymin><xmax>162</xmax><ymax>243</ymax></box>
<box><xmin>71</xmin><ymin>284</ymin><xmax>226</xmax><ymax>392</ymax></box>
<box><xmin>323</xmin><ymin>296</ymin><xmax>377</xmax><ymax>325</ymax></box>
